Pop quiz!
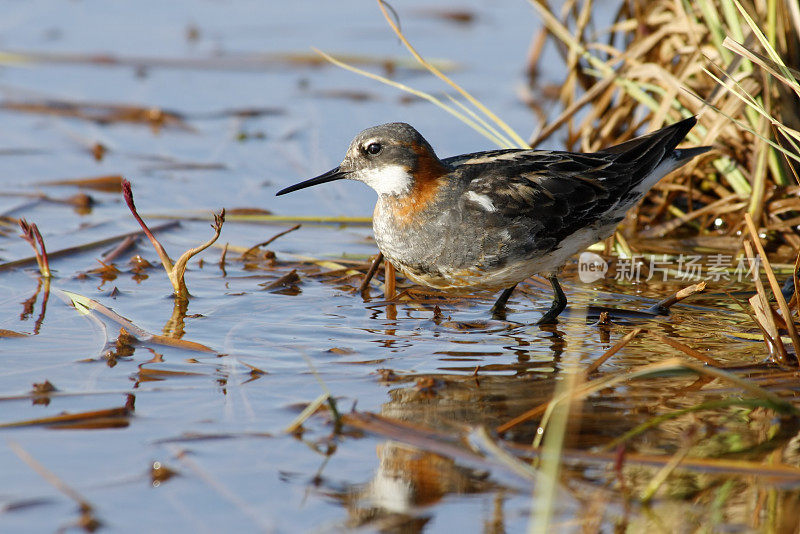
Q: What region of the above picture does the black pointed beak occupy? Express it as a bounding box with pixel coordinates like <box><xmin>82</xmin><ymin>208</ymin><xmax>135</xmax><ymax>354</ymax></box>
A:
<box><xmin>275</xmin><ymin>167</ymin><xmax>349</xmax><ymax>196</ymax></box>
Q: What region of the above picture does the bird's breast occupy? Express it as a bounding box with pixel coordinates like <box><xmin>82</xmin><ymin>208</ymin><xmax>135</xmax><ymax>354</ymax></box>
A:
<box><xmin>372</xmin><ymin>198</ymin><xmax>532</xmax><ymax>291</ymax></box>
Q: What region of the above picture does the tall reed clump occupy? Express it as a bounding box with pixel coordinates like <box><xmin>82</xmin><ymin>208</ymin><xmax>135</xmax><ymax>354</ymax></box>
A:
<box><xmin>526</xmin><ymin>0</ymin><xmax>800</xmax><ymax>252</ymax></box>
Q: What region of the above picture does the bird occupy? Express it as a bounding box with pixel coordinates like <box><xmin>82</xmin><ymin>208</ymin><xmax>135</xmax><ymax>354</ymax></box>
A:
<box><xmin>276</xmin><ymin>117</ymin><xmax>710</xmax><ymax>324</ymax></box>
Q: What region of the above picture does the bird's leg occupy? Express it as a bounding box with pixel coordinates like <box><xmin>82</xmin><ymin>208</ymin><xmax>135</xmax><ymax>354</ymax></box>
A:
<box><xmin>490</xmin><ymin>285</ymin><xmax>517</xmax><ymax>319</ymax></box>
<box><xmin>358</xmin><ymin>252</ymin><xmax>383</xmax><ymax>296</ymax></box>
<box><xmin>537</xmin><ymin>274</ymin><xmax>567</xmax><ymax>324</ymax></box>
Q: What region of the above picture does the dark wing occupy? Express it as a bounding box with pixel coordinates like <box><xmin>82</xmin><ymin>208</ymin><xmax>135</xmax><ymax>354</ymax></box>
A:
<box><xmin>456</xmin><ymin>116</ymin><xmax>706</xmax><ymax>254</ymax></box>
<box><xmin>443</xmin><ymin>148</ymin><xmax>526</xmax><ymax>167</ymax></box>
<box><xmin>461</xmin><ymin>151</ymin><xmax>620</xmax><ymax>253</ymax></box>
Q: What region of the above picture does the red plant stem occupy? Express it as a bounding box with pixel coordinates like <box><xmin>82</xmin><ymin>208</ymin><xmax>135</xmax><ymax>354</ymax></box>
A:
<box><xmin>31</xmin><ymin>223</ymin><xmax>50</xmax><ymax>277</ymax></box>
<box><xmin>120</xmin><ymin>178</ymin><xmax>173</xmax><ymax>272</ymax></box>
<box><xmin>18</xmin><ymin>219</ymin><xmax>46</xmax><ymax>277</ymax></box>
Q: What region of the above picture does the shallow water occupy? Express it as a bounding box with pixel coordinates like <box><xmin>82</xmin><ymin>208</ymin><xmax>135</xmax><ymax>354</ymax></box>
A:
<box><xmin>2</xmin><ymin>2</ymin><xmax>799</xmax><ymax>532</ymax></box>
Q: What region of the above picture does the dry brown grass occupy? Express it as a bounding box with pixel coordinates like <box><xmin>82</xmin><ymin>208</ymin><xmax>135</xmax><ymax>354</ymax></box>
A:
<box><xmin>526</xmin><ymin>0</ymin><xmax>800</xmax><ymax>253</ymax></box>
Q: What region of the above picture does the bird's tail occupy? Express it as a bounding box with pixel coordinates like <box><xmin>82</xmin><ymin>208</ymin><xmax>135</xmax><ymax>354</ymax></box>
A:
<box><xmin>601</xmin><ymin>116</ymin><xmax>709</xmax><ymax>159</ymax></box>
<box><xmin>672</xmin><ymin>146</ymin><xmax>712</xmax><ymax>163</ymax></box>
<box><xmin>601</xmin><ymin>116</ymin><xmax>712</xmax><ymax>193</ymax></box>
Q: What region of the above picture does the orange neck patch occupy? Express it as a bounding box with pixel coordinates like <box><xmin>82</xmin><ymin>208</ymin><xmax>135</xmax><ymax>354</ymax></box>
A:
<box><xmin>384</xmin><ymin>146</ymin><xmax>449</xmax><ymax>224</ymax></box>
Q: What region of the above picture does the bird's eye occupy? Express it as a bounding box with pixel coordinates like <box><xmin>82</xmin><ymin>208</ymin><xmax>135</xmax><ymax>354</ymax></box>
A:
<box><xmin>366</xmin><ymin>143</ymin><xmax>382</xmax><ymax>155</ymax></box>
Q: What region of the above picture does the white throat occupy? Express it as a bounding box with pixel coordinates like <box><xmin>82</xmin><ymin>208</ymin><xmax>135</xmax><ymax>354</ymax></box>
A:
<box><xmin>356</xmin><ymin>164</ymin><xmax>413</xmax><ymax>197</ymax></box>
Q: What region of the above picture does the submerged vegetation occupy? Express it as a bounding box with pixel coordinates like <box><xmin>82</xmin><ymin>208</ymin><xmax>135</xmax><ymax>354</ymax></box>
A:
<box><xmin>1</xmin><ymin>0</ymin><xmax>800</xmax><ymax>532</ymax></box>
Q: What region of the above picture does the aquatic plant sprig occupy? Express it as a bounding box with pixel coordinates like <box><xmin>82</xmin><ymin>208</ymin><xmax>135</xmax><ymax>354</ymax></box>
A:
<box><xmin>18</xmin><ymin>219</ymin><xmax>50</xmax><ymax>278</ymax></box>
<box><xmin>121</xmin><ymin>178</ymin><xmax>225</xmax><ymax>299</ymax></box>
